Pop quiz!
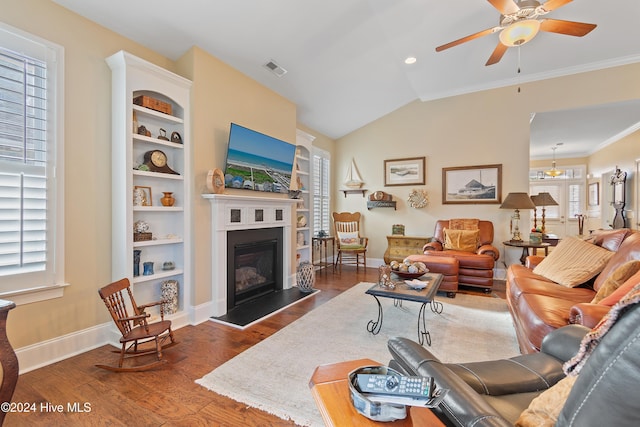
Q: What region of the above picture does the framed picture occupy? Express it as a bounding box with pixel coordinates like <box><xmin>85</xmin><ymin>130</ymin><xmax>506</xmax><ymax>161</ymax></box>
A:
<box><xmin>442</xmin><ymin>164</ymin><xmax>502</xmax><ymax>204</ymax></box>
<box><xmin>384</xmin><ymin>157</ymin><xmax>425</xmax><ymax>186</ymax></box>
<box><xmin>133</xmin><ymin>185</ymin><xmax>152</xmax><ymax>206</ymax></box>
<box><xmin>588</xmin><ymin>182</ymin><xmax>599</xmax><ymax>206</ymax></box>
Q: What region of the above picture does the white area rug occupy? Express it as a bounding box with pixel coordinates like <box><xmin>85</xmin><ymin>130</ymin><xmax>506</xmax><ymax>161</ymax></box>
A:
<box><xmin>196</xmin><ymin>282</ymin><xmax>519</xmax><ymax>426</ymax></box>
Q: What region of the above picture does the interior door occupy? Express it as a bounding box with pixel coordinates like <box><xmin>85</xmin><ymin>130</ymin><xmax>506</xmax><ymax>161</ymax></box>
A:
<box><xmin>530</xmin><ymin>181</ymin><xmax>582</xmax><ymax>238</ymax></box>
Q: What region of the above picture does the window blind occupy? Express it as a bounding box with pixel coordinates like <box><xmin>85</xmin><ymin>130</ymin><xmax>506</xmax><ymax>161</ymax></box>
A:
<box><xmin>0</xmin><ymin>47</ymin><xmax>49</xmax><ymax>280</ymax></box>
<box><xmin>312</xmin><ymin>151</ymin><xmax>330</xmax><ymax>234</ymax></box>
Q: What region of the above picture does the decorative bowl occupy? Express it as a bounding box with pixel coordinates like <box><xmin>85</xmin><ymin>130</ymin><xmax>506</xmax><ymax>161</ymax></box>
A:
<box><xmin>392</xmin><ymin>270</ymin><xmax>428</xmax><ymax>279</ymax></box>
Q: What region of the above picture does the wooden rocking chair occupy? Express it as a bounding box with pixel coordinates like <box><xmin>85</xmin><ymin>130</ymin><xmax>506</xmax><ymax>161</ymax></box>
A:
<box><xmin>97</xmin><ymin>278</ymin><xmax>177</xmax><ymax>372</ymax></box>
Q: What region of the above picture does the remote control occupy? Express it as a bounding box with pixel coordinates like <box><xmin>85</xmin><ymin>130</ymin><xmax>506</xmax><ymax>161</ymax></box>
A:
<box><xmin>356</xmin><ymin>374</ymin><xmax>434</xmax><ymax>398</ymax></box>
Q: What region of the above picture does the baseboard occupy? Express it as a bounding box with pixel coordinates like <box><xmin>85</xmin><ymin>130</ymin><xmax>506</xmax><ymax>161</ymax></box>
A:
<box><xmin>16</xmin><ymin>322</ymin><xmax>113</xmax><ymax>374</ymax></box>
<box><xmin>15</xmin><ymin>306</ymin><xmax>196</xmax><ymax>374</ymax></box>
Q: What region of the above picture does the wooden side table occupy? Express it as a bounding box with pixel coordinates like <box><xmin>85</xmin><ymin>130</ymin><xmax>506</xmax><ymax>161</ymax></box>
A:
<box><xmin>384</xmin><ymin>235</ymin><xmax>431</xmax><ymax>264</ymax></box>
<box><xmin>312</xmin><ymin>236</ymin><xmax>335</xmax><ymax>273</ymax></box>
<box><xmin>503</xmin><ymin>240</ymin><xmax>550</xmax><ymax>265</ymax></box>
<box><xmin>309</xmin><ymin>359</ymin><xmax>445</xmax><ymax>427</ymax></box>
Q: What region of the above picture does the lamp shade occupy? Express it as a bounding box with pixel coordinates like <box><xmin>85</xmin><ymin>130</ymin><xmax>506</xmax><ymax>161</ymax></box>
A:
<box><xmin>531</xmin><ymin>192</ymin><xmax>558</xmax><ymax>207</ymax></box>
<box><xmin>500</xmin><ymin>192</ymin><xmax>535</xmax><ymax>210</ymax></box>
<box><xmin>499</xmin><ymin>19</ymin><xmax>541</xmax><ymax>47</ymax></box>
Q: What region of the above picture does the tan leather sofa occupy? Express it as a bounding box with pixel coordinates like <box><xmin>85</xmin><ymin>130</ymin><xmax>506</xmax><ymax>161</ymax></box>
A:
<box><xmin>418</xmin><ymin>219</ymin><xmax>499</xmax><ymax>292</ymax></box>
<box><xmin>506</xmin><ymin>229</ymin><xmax>640</xmax><ymax>354</ymax></box>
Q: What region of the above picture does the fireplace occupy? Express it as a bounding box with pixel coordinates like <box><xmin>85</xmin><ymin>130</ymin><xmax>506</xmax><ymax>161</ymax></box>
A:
<box><xmin>203</xmin><ymin>193</ymin><xmax>297</xmax><ymax>317</ymax></box>
<box><xmin>227</xmin><ymin>227</ymin><xmax>284</xmax><ymax>309</ymax></box>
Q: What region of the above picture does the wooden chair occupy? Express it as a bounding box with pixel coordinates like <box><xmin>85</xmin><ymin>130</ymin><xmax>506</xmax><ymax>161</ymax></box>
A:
<box><xmin>97</xmin><ymin>278</ymin><xmax>177</xmax><ymax>372</ymax></box>
<box><xmin>333</xmin><ymin>212</ymin><xmax>368</xmax><ymax>272</ymax></box>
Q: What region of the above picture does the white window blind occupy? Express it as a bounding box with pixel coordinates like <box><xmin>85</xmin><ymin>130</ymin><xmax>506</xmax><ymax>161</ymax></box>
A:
<box><xmin>0</xmin><ymin>23</ymin><xmax>64</xmax><ymax>299</ymax></box>
<box><xmin>312</xmin><ymin>149</ymin><xmax>330</xmax><ymax>235</ymax></box>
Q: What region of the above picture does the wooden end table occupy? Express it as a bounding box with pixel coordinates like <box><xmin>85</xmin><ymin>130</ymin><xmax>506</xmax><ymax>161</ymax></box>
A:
<box><xmin>383</xmin><ymin>235</ymin><xmax>431</xmax><ymax>264</ymax></box>
<box><xmin>503</xmin><ymin>240</ymin><xmax>551</xmax><ymax>265</ymax></box>
<box><xmin>309</xmin><ymin>359</ymin><xmax>445</xmax><ymax>427</ymax></box>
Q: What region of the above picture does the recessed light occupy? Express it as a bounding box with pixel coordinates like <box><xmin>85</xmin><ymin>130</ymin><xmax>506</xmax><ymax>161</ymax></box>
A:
<box><xmin>404</xmin><ymin>56</ymin><xmax>417</xmax><ymax>65</ymax></box>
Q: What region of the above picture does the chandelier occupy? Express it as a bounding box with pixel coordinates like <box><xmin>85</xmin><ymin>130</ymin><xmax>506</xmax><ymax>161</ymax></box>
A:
<box><xmin>544</xmin><ymin>146</ymin><xmax>563</xmax><ymax>178</ymax></box>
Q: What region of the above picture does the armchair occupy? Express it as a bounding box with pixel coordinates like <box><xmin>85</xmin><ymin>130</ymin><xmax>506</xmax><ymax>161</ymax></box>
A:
<box><xmin>388</xmin><ymin>292</ymin><xmax>640</xmax><ymax>426</ymax></box>
<box><xmin>420</xmin><ymin>219</ymin><xmax>499</xmax><ymax>291</ymax></box>
<box><xmin>333</xmin><ymin>212</ymin><xmax>368</xmax><ymax>272</ymax></box>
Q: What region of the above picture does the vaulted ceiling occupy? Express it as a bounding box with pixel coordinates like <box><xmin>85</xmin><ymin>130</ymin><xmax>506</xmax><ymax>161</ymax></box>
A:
<box><xmin>54</xmin><ymin>0</ymin><xmax>640</xmax><ymax>157</ymax></box>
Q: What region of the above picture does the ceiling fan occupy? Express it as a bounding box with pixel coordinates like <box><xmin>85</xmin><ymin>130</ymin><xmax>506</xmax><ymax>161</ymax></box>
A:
<box><xmin>435</xmin><ymin>0</ymin><xmax>597</xmax><ymax>66</ymax></box>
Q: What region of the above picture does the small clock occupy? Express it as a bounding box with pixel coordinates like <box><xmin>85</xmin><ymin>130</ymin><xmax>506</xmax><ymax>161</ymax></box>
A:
<box><xmin>143</xmin><ymin>150</ymin><xmax>179</xmax><ymax>174</ymax></box>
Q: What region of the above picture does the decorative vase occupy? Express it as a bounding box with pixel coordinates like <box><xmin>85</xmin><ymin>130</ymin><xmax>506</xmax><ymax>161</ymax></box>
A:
<box><xmin>296</xmin><ymin>261</ymin><xmax>315</xmax><ymax>293</ymax></box>
<box><xmin>143</xmin><ymin>261</ymin><xmax>154</xmax><ymax>276</ymax></box>
<box><xmin>133</xmin><ymin>250</ymin><xmax>142</xmax><ymax>277</ymax></box>
<box><xmin>161</xmin><ymin>192</ymin><xmax>175</xmax><ymax>207</ymax></box>
<box><xmin>161</xmin><ymin>280</ymin><xmax>179</xmax><ymax>314</ymax></box>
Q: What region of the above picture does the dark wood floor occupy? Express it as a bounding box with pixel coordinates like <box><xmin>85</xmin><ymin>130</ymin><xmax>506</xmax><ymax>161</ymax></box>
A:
<box><xmin>6</xmin><ymin>267</ymin><xmax>505</xmax><ymax>426</ymax></box>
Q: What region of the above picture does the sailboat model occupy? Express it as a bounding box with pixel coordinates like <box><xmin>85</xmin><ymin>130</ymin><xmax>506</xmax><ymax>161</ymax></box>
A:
<box><xmin>344</xmin><ymin>159</ymin><xmax>364</xmax><ymax>189</ymax></box>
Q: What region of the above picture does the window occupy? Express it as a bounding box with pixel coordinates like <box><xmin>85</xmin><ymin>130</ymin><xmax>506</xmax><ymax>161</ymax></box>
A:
<box><xmin>312</xmin><ymin>148</ymin><xmax>330</xmax><ymax>235</ymax></box>
<box><xmin>0</xmin><ymin>23</ymin><xmax>65</xmax><ymax>304</ymax></box>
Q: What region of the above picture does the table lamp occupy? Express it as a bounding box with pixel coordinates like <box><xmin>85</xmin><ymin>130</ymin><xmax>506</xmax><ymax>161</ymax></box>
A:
<box><xmin>531</xmin><ymin>192</ymin><xmax>558</xmax><ymax>234</ymax></box>
<box><xmin>500</xmin><ymin>192</ymin><xmax>535</xmax><ymax>241</ymax></box>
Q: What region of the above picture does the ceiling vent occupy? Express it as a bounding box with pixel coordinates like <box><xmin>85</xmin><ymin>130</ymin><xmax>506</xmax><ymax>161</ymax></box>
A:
<box><xmin>263</xmin><ymin>60</ymin><xmax>287</xmax><ymax>77</ymax></box>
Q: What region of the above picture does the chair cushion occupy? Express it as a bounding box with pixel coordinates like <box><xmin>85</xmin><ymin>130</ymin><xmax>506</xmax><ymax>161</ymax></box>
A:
<box><xmin>591</xmin><ymin>260</ymin><xmax>640</xmax><ymax>304</ymax></box>
<box><xmin>515</xmin><ymin>375</ymin><xmax>577</xmax><ymax>427</ymax></box>
<box><xmin>443</xmin><ymin>228</ymin><xmax>479</xmax><ymax>252</ymax></box>
<box><xmin>532</xmin><ymin>237</ymin><xmax>614</xmax><ymax>287</ymax></box>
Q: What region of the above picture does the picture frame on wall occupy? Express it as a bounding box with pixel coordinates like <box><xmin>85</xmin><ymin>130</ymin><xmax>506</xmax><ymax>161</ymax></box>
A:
<box><xmin>384</xmin><ymin>156</ymin><xmax>425</xmax><ymax>186</ymax></box>
<box><xmin>442</xmin><ymin>164</ymin><xmax>502</xmax><ymax>204</ymax></box>
<box><xmin>588</xmin><ymin>182</ymin><xmax>599</xmax><ymax>206</ymax></box>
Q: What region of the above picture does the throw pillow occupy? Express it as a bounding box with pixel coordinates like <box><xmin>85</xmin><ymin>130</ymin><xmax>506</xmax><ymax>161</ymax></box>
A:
<box><xmin>591</xmin><ymin>260</ymin><xmax>640</xmax><ymax>304</ymax></box>
<box><xmin>515</xmin><ymin>375</ymin><xmax>577</xmax><ymax>427</ymax></box>
<box><xmin>599</xmin><ymin>270</ymin><xmax>640</xmax><ymax>306</ymax></box>
<box><xmin>533</xmin><ymin>236</ymin><xmax>614</xmax><ymax>287</ymax></box>
<box><xmin>443</xmin><ymin>228</ymin><xmax>479</xmax><ymax>252</ymax></box>
<box><xmin>337</xmin><ymin>230</ymin><xmax>362</xmax><ymax>248</ymax></box>
<box><xmin>449</xmin><ymin>218</ymin><xmax>479</xmax><ymax>230</ymax></box>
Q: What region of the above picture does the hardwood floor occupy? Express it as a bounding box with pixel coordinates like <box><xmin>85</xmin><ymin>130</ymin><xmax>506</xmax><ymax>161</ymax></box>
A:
<box><xmin>6</xmin><ymin>267</ymin><xmax>504</xmax><ymax>426</ymax></box>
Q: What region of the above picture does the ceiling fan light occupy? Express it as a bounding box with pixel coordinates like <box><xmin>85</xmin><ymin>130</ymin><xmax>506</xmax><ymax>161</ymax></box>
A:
<box><xmin>499</xmin><ymin>19</ymin><xmax>541</xmax><ymax>47</ymax></box>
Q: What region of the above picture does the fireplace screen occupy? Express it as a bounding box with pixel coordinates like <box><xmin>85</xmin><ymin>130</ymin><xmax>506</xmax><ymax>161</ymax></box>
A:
<box><xmin>234</xmin><ymin>240</ymin><xmax>276</xmax><ymax>299</ymax></box>
<box><xmin>227</xmin><ymin>227</ymin><xmax>284</xmax><ymax>309</ymax></box>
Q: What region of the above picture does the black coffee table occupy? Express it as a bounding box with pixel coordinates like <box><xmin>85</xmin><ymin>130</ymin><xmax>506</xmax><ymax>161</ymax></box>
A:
<box><xmin>365</xmin><ymin>273</ymin><xmax>443</xmax><ymax>346</ymax></box>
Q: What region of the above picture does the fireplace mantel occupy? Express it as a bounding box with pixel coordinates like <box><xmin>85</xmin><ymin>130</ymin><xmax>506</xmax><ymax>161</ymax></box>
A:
<box><xmin>202</xmin><ymin>193</ymin><xmax>298</xmax><ymax>316</ymax></box>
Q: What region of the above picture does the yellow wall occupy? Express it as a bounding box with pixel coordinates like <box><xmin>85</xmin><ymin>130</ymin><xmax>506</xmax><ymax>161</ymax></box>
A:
<box><xmin>335</xmin><ymin>65</ymin><xmax>640</xmax><ymax>261</ymax></box>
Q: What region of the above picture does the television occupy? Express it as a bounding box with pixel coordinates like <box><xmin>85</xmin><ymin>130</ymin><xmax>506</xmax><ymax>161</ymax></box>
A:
<box><xmin>223</xmin><ymin>123</ymin><xmax>297</xmax><ymax>193</ymax></box>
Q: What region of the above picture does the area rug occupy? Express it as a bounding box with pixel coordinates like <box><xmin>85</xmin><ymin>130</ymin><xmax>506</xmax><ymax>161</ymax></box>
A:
<box><xmin>196</xmin><ymin>282</ymin><xmax>520</xmax><ymax>426</ymax></box>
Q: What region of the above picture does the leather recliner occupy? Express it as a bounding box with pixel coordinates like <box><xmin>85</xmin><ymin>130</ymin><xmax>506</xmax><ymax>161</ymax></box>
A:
<box><xmin>416</xmin><ymin>219</ymin><xmax>499</xmax><ymax>291</ymax></box>
<box><xmin>387</xmin><ymin>299</ymin><xmax>640</xmax><ymax>426</ymax></box>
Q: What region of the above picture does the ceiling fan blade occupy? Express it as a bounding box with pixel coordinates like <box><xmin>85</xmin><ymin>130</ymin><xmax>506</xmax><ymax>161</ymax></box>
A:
<box><xmin>539</xmin><ymin>19</ymin><xmax>597</xmax><ymax>37</ymax></box>
<box><xmin>486</xmin><ymin>42</ymin><xmax>508</xmax><ymax>66</ymax></box>
<box><xmin>487</xmin><ymin>0</ymin><xmax>520</xmax><ymax>16</ymax></box>
<box><xmin>540</xmin><ymin>0</ymin><xmax>573</xmax><ymax>12</ymax></box>
<box><xmin>435</xmin><ymin>27</ymin><xmax>501</xmax><ymax>52</ymax></box>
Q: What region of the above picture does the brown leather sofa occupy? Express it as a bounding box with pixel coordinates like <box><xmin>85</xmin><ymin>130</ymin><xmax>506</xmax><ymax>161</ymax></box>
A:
<box><xmin>417</xmin><ymin>219</ymin><xmax>499</xmax><ymax>292</ymax></box>
<box><xmin>507</xmin><ymin>229</ymin><xmax>640</xmax><ymax>354</ymax></box>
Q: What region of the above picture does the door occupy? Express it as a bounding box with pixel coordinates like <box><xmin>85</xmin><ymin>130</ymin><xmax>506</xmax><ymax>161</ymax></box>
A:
<box><xmin>530</xmin><ymin>172</ymin><xmax>585</xmax><ymax>238</ymax></box>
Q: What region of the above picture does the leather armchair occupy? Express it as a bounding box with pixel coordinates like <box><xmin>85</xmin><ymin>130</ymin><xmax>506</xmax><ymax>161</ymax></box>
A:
<box><xmin>387</xmin><ymin>300</ymin><xmax>640</xmax><ymax>426</ymax></box>
<box><xmin>423</xmin><ymin>219</ymin><xmax>499</xmax><ymax>291</ymax></box>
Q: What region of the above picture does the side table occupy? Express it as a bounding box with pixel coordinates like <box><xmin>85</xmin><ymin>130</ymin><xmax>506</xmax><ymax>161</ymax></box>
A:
<box><xmin>384</xmin><ymin>235</ymin><xmax>431</xmax><ymax>264</ymax></box>
<box><xmin>309</xmin><ymin>359</ymin><xmax>445</xmax><ymax>427</ymax></box>
<box><xmin>503</xmin><ymin>240</ymin><xmax>550</xmax><ymax>265</ymax></box>
<box><xmin>312</xmin><ymin>236</ymin><xmax>335</xmax><ymax>273</ymax></box>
